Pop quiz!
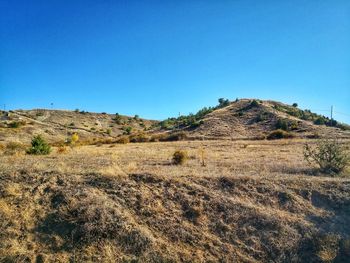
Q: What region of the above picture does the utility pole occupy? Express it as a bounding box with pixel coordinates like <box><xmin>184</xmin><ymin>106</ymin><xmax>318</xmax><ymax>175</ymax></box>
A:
<box><xmin>331</xmin><ymin>105</ymin><xmax>333</xmax><ymax>126</ymax></box>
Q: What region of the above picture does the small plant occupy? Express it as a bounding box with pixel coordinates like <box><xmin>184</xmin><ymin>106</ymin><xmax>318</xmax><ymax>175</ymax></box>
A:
<box><xmin>123</xmin><ymin>126</ymin><xmax>132</xmax><ymax>135</ymax></box>
<box><xmin>198</xmin><ymin>147</ymin><xmax>206</xmax><ymax>166</ymax></box>
<box><xmin>106</xmin><ymin>128</ymin><xmax>112</xmax><ymax>135</ymax></box>
<box><xmin>8</xmin><ymin>121</ymin><xmax>25</xmax><ymax>128</ymax></box>
<box><xmin>26</xmin><ymin>135</ymin><xmax>51</xmax><ymax>155</ymax></box>
<box><xmin>304</xmin><ymin>139</ymin><xmax>349</xmax><ymax>174</ymax></box>
<box><xmin>172</xmin><ymin>150</ymin><xmax>188</xmax><ymax>165</ymax></box>
<box><xmin>267</xmin><ymin>129</ymin><xmax>293</xmax><ymax>140</ymax></box>
<box><xmin>71</xmin><ymin>133</ymin><xmax>79</xmax><ymax>145</ymax></box>
<box><xmin>292</xmin><ymin>103</ymin><xmax>298</xmax><ymax>107</ymax></box>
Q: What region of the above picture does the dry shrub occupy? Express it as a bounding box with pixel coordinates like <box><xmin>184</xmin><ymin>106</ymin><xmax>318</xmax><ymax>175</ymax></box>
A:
<box><xmin>304</xmin><ymin>139</ymin><xmax>349</xmax><ymax>174</ymax></box>
<box><xmin>267</xmin><ymin>129</ymin><xmax>294</xmax><ymax>140</ymax></box>
<box><xmin>164</xmin><ymin>131</ymin><xmax>187</xmax><ymax>141</ymax></box>
<box><xmin>314</xmin><ymin>233</ymin><xmax>341</xmax><ymax>262</ymax></box>
<box><xmin>57</xmin><ymin>145</ymin><xmax>68</xmax><ymax>154</ymax></box>
<box><xmin>116</xmin><ymin>136</ymin><xmax>129</xmax><ymax>144</ymax></box>
<box><xmin>149</xmin><ymin>133</ymin><xmax>167</xmax><ymax>142</ymax></box>
<box><xmin>172</xmin><ymin>150</ymin><xmax>188</xmax><ymax>165</ymax></box>
<box><xmin>129</xmin><ymin>133</ymin><xmax>150</xmax><ymax>143</ymax></box>
<box><xmin>3</xmin><ymin>142</ymin><xmax>26</xmax><ymax>155</ymax></box>
<box><xmin>7</xmin><ymin>120</ymin><xmax>26</xmax><ymax>128</ymax></box>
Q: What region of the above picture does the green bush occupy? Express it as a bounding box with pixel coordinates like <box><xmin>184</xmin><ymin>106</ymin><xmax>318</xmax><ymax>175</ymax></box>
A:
<box><xmin>275</xmin><ymin>119</ymin><xmax>289</xmax><ymax>131</ymax></box>
<box><xmin>267</xmin><ymin>129</ymin><xmax>294</xmax><ymax>140</ymax></box>
<box><xmin>172</xmin><ymin>150</ymin><xmax>188</xmax><ymax>165</ymax></box>
<box><xmin>8</xmin><ymin>121</ymin><xmax>25</xmax><ymax>128</ymax></box>
<box><xmin>249</xmin><ymin>99</ymin><xmax>259</xmax><ymax>108</ymax></box>
<box><xmin>123</xmin><ymin>126</ymin><xmax>132</xmax><ymax>135</ymax></box>
<box><xmin>314</xmin><ymin>117</ymin><xmax>326</xmax><ymax>125</ymax></box>
<box><xmin>218</xmin><ymin>98</ymin><xmax>230</xmax><ymax>107</ymax></box>
<box><xmin>26</xmin><ymin>135</ymin><xmax>51</xmax><ymax>155</ymax></box>
<box><xmin>304</xmin><ymin>139</ymin><xmax>349</xmax><ymax>174</ymax></box>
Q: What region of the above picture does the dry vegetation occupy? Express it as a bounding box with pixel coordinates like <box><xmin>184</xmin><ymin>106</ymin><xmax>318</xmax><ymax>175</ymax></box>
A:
<box><xmin>1</xmin><ymin>139</ymin><xmax>350</xmax><ymax>262</ymax></box>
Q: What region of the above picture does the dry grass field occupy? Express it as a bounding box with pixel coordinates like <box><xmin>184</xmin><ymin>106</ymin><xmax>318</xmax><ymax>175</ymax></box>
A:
<box><xmin>1</xmin><ymin>139</ymin><xmax>350</xmax><ymax>262</ymax></box>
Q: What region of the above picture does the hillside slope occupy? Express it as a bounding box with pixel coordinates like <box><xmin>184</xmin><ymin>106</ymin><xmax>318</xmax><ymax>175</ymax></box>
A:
<box><xmin>0</xmin><ymin>109</ymin><xmax>156</xmax><ymax>144</ymax></box>
<box><xmin>159</xmin><ymin>99</ymin><xmax>350</xmax><ymax>140</ymax></box>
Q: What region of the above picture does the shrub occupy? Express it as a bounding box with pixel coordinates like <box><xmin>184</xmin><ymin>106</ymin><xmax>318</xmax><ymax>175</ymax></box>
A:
<box><xmin>8</xmin><ymin>121</ymin><xmax>25</xmax><ymax>128</ymax></box>
<box><xmin>314</xmin><ymin>117</ymin><xmax>326</xmax><ymax>125</ymax></box>
<box><xmin>26</xmin><ymin>135</ymin><xmax>51</xmax><ymax>155</ymax></box>
<box><xmin>292</xmin><ymin>103</ymin><xmax>298</xmax><ymax>107</ymax></box>
<box><xmin>116</xmin><ymin>136</ymin><xmax>129</xmax><ymax>144</ymax></box>
<box><xmin>249</xmin><ymin>99</ymin><xmax>259</xmax><ymax>108</ymax></box>
<box><xmin>275</xmin><ymin>119</ymin><xmax>289</xmax><ymax>131</ymax></box>
<box><xmin>218</xmin><ymin>98</ymin><xmax>230</xmax><ymax>107</ymax></box>
<box><xmin>150</xmin><ymin>134</ymin><xmax>167</xmax><ymax>142</ymax></box>
<box><xmin>304</xmin><ymin>139</ymin><xmax>349</xmax><ymax>174</ymax></box>
<box><xmin>172</xmin><ymin>150</ymin><xmax>188</xmax><ymax>165</ymax></box>
<box><xmin>129</xmin><ymin>133</ymin><xmax>150</xmax><ymax>143</ymax></box>
<box><xmin>71</xmin><ymin>133</ymin><xmax>79</xmax><ymax>145</ymax></box>
<box><xmin>123</xmin><ymin>126</ymin><xmax>132</xmax><ymax>135</ymax></box>
<box><xmin>57</xmin><ymin>145</ymin><xmax>68</xmax><ymax>154</ymax></box>
<box><xmin>267</xmin><ymin>129</ymin><xmax>294</xmax><ymax>140</ymax></box>
<box><xmin>162</xmin><ymin>131</ymin><xmax>187</xmax><ymax>142</ymax></box>
<box><xmin>106</xmin><ymin>128</ymin><xmax>112</xmax><ymax>135</ymax></box>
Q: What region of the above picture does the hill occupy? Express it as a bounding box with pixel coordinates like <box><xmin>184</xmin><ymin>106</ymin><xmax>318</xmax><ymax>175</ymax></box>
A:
<box><xmin>0</xmin><ymin>109</ymin><xmax>156</xmax><ymax>144</ymax></box>
<box><xmin>1</xmin><ymin>99</ymin><xmax>349</xmax><ymax>146</ymax></box>
<box><xmin>157</xmin><ymin>99</ymin><xmax>350</xmax><ymax>140</ymax></box>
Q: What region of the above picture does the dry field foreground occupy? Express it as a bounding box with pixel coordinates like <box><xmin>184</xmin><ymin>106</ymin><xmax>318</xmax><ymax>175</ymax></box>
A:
<box><xmin>1</xmin><ymin>139</ymin><xmax>350</xmax><ymax>262</ymax></box>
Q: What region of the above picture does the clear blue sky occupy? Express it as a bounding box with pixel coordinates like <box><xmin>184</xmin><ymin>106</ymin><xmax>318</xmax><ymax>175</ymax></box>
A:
<box><xmin>1</xmin><ymin>1</ymin><xmax>349</xmax><ymax>123</ymax></box>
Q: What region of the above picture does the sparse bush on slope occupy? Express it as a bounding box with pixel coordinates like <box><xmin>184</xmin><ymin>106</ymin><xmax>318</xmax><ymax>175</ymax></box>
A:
<box><xmin>267</xmin><ymin>129</ymin><xmax>294</xmax><ymax>140</ymax></box>
<box><xmin>26</xmin><ymin>135</ymin><xmax>51</xmax><ymax>155</ymax></box>
<box><xmin>172</xmin><ymin>150</ymin><xmax>188</xmax><ymax>165</ymax></box>
<box><xmin>304</xmin><ymin>139</ymin><xmax>349</xmax><ymax>174</ymax></box>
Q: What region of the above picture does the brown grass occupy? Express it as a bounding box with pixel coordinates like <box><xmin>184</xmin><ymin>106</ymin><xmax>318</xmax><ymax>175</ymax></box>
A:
<box><xmin>0</xmin><ymin>139</ymin><xmax>349</xmax><ymax>262</ymax></box>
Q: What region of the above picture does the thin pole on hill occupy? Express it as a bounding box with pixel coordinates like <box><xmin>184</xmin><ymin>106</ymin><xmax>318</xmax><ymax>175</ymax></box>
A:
<box><xmin>331</xmin><ymin>105</ymin><xmax>333</xmax><ymax>126</ymax></box>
